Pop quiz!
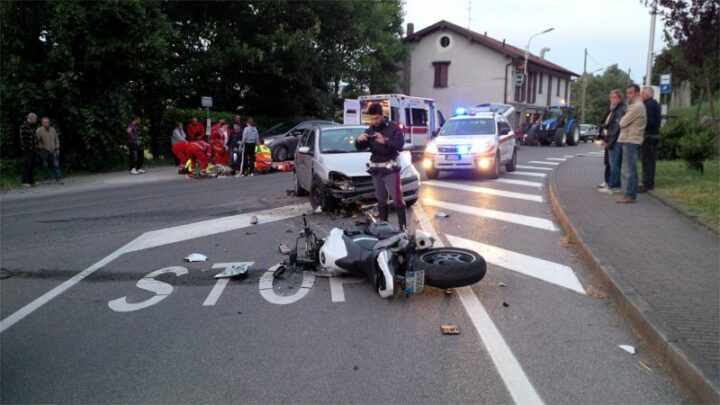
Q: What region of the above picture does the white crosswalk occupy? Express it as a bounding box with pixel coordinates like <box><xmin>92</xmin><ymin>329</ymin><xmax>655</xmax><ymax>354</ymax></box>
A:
<box><xmin>546</xmin><ymin>158</ymin><xmax>567</xmax><ymax>161</ymax></box>
<box><xmin>506</xmin><ymin>171</ymin><xmax>547</xmax><ymax>178</ymax></box>
<box><xmin>527</xmin><ymin>161</ymin><xmax>560</xmax><ymax>166</ymax></box>
<box><xmin>422</xmin><ymin>198</ymin><xmax>557</xmax><ymax>231</ymax></box>
<box><xmin>423</xmin><ymin>180</ymin><xmax>543</xmax><ymax>202</ymax></box>
<box><xmin>516</xmin><ymin>165</ymin><xmax>554</xmax><ymax>171</ymax></box>
<box><xmin>492</xmin><ymin>178</ymin><xmax>544</xmax><ymax>188</ymax></box>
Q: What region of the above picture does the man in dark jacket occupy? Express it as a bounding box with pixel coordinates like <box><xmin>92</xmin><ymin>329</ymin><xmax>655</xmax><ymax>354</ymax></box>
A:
<box><xmin>640</xmin><ymin>87</ymin><xmax>661</xmax><ymax>192</ymax></box>
<box><xmin>598</xmin><ymin>90</ymin><xmax>626</xmax><ymax>194</ymax></box>
<box><xmin>19</xmin><ymin>112</ymin><xmax>38</xmax><ymax>187</ymax></box>
<box><xmin>355</xmin><ymin>103</ymin><xmax>407</xmax><ymax>230</ymax></box>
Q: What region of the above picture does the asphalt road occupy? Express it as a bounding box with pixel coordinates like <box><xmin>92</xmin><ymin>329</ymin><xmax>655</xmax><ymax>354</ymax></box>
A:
<box><xmin>0</xmin><ymin>142</ymin><xmax>687</xmax><ymax>404</ymax></box>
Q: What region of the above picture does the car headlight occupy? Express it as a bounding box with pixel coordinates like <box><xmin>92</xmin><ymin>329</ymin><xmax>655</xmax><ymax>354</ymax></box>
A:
<box><xmin>264</xmin><ymin>139</ymin><xmax>274</xmax><ymax>146</ymax></box>
<box><xmin>330</xmin><ymin>172</ymin><xmax>354</xmax><ymax>191</ymax></box>
<box><xmin>471</xmin><ymin>141</ymin><xmax>494</xmax><ymax>153</ymax></box>
<box><xmin>425</xmin><ymin>141</ymin><xmax>438</xmax><ymax>154</ymax></box>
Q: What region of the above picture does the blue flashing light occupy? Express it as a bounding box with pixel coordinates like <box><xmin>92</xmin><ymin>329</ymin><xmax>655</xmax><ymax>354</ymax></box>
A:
<box><xmin>457</xmin><ymin>145</ymin><xmax>470</xmax><ymax>155</ymax></box>
<box><xmin>454</xmin><ymin>107</ymin><xmax>467</xmax><ymax>116</ymax></box>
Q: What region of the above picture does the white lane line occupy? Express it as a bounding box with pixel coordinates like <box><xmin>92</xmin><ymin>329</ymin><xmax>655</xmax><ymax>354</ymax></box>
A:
<box><xmin>516</xmin><ymin>165</ymin><xmax>554</xmax><ymax>171</ymax></box>
<box><xmin>446</xmin><ymin>234</ymin><xmax>586</xmax><ymax>294</ymax></box>
<box><xmin>546</xmin><ymin>158</ymin><xmax>567</xmax><ymax>161</ymax></box>
<box><xmin>506</xmin><ymin>171</ymin><xmax>547</xmax><ymax>178</ymax></box>
<box><xmin>413</xmin><ymin>205</ymin><xmax>544</xmax><ymax>405</ymax></box>
<box><xmin>492</xmin><ymin>178</ymin><xmax>544</xmax><ymax>188</ymax></box>
<box><xmin>527</xmin><ymin>161</ymin><xmax>560</xmax><ymax>166</ymax></box>
<box><xmin>588</xmin><ymin>151</ymin><xmax>604</xmax><ymax>155</ymax></box>
<box><xmin>329</xmin><ymin>277</ymin><xmax>366</xmax><ymax>302</ymax></box>
<box><xmin>423</xmin><ymin>198</ymin><xmax>557</xmax><ymax>231</ymax></box>
<box><xmin>424</xmin><ymin>180</ymin><xmax>542</xmax><ymax>203</ymax></box>
<box><xmin>563</xmin><ymin>155</ymin><xmax>574</xmax><ymax>158</ymax></box>
<box><xmin>0</xmin><ymin>203</ymin><xmax>311</xmax><ymax>333</ymax></box>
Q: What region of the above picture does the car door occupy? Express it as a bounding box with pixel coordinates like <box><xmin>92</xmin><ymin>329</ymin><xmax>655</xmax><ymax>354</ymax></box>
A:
<box><xmin>295</xmin><ymin>129</ymin><xmax>311</xmax><ymax>189</ymax></box>
<box><xmin>287</xmin><ymin>123</ymin><xmax>311</xmax><ymax>155</ymax></box>
<box><xmin>497</xmin><ymin>118</ymin><xmax>514</xmax><ymax>161</ymax></box>
<box><xmin>299</xmin><ymin>129</ymin><xmax>317</xmax><ymax>188</ymax></box>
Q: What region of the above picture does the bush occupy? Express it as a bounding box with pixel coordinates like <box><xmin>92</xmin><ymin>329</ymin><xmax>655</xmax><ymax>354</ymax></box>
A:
<box><xmin>678</xmin><ymin>128</ymin><xmax>717</xmax><ymax>173</ymax></box>
<box><xmin>658</xmin><ymin>119</ymin><xmax>689</xmax><ymax>160</ymax></box>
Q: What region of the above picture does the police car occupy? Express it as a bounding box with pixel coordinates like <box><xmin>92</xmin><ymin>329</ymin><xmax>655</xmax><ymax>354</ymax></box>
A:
<box><xmin>422</xmin><ymin>108</ymin><xmax>518</xmax><ymax>179</ymax></box>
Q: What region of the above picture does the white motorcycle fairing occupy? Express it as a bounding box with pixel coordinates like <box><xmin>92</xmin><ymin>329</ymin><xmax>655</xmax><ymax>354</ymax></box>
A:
<box><xmin>318</xmin><ymin>228</ymin><xmax>349</xmax><ymax>275</ymax></box>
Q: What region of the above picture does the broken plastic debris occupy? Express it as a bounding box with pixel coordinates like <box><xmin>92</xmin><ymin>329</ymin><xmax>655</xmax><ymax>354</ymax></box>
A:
<box><xmin>184</xmin><ymin>253</ymin><xmax>208</xmax><ymax>262</ymax></box>
<box><xmin>618</xmin><ymin>345</ymin><xmax>636</xmax><ymax>354</ymax></box>
<box><xmin>214</xmin><ymin>264</ymin><xmax>250</xmax><ymax>278</ymax></box>
<box><xmin>278</xmin><ymin>243</ymin><xmax>291</xmax><ymax>255</ymax></box>
<box><xmin>435</xmin><ymin>212</ymin><xmax>450</xmax><ymax>218</ymax></box>
<box><xmin>313</xmin><ymin>206</ymin><xmax>323</xmax><ymax>214</ymax></box>
<box><xmin>440</xmin><ymin>324</ymin><xmax>461</xmax><ymax>335</ymax></box>
<box><xmin>250</xmin><ymin>215</ymin><xmax>259</xmax><ymax>225</ymax></box>
<box><xmin>499</xmin><ymin>282</ymin><xmax>508</xmax><ymax>287</ymax></box>
<box><xmin>502</xmin><ymin>302</ymin><xmax>509</xmax><ymax>308</ymax></box>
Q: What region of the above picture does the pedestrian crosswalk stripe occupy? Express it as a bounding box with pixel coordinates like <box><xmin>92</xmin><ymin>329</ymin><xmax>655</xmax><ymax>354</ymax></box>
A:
<box><xmin>492</xmin><ymin>178</ymin><xmax>544</xmax><ymax>188</ymax></box>
<box><xmin>527</xmin><ymin>161</ymin><xmax>560</xmax><ymax>166</ymax></box>
<box><xmin>588</xmin><ymin>152</ymin><xmax>604</xmax><ymax>155</ymax></box>
<box><xmin>546</xmin><ymin>158</ymin><xmax>566</xmax><ymax>161</ymax></box>
<box><xmin>506</xmin><ymin>171</ymin><xmax>547</xmax><ymax>178</ymax></box>
<box><xmin>446</xmin><ymin>234</ymin><xmax>586</xmax><ymax>294</ymax></box>
<box><xmin>516</xmin><ymin>165</ymin><xmax>554</xmax><ymax>171</ymax></box>
<box><xmin>563</xmin><ymin>155</ymin><xmax>574</xmax><ymax>158</ymax></box>
<box><xmin>423</xmin><ymin>198</ymin><xmax>557</xmax><ymax>231</ymax></box>
<box><xmin>423</xmin><ymin>180</ymin><xmax>543</xmax><ymax>202</ymax></box>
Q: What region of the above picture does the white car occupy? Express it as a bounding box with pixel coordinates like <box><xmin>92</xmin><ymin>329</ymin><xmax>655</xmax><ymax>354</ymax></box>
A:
<box><xmin>293</xmin><ymin>124</ymin><xmax>421</xmax><ymax>212</ymax></box>
<box><xmin>422</xmin><ymin>111</ymin><xmax>518</xmax><ymax>179</ymax></box>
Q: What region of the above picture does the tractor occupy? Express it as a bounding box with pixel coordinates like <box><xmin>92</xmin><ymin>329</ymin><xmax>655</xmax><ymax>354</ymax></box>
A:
<box><xmin>525</xmin><ymin>106</ymin><xmax>580</xmax><ymax>147</ymax></box>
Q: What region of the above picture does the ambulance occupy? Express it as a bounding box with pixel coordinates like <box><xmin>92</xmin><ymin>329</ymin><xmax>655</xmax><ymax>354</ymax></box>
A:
<box><xmin>343</xmin><ymin>94</ymin><xmax>445</xmax><ymax>153</ymax></box>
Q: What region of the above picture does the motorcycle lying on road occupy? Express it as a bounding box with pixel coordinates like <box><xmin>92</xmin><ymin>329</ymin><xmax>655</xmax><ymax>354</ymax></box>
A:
<box><xmin>274</xmin><ymin>214</ymin><xmax>487</xmax><ymax>298</ymax></box>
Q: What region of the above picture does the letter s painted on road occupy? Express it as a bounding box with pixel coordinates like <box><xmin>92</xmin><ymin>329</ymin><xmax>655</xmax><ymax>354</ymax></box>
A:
<box><xmin>108</xmin><ymin>266</ymin><xmax>188</xmax><ymax>312</ymax></box>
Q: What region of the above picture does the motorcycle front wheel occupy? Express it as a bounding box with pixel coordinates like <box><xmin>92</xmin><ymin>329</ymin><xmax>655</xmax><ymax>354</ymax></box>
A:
<box><xmin>411</xmin><ymin>248</ymin><xmax>486</xmax><ymax>289</ymax></box>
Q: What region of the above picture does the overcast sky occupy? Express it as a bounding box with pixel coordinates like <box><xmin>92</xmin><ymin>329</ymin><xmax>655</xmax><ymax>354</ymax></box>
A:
<box><xmin>403</xmin><ymin>0</ymin><xmax>667</xmax><ymax>84</ymax></box>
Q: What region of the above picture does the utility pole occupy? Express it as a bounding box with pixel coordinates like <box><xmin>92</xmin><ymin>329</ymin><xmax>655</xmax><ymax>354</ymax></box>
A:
<box><xmin>645</xmin><ymin>0</ymin><xmax>657</xmax><ymax>87</ymax></box>
<box><xmin>581</xmin><ymin>48</ymin><xmax>587</xmax><ymax>123</ymax></box>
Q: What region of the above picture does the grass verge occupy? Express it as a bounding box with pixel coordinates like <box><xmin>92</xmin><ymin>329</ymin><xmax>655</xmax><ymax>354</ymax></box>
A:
<box><xmin>653</xmin><ymin>159</ymin><xmax>719</xmax><ymax>234</ymax></box>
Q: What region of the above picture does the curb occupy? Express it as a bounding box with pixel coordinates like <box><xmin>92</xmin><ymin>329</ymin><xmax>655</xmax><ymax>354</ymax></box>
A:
<box><xmin>548</xmin><ymin>171</ymin><xmax>720</xmax><ymax>404</ymax></box>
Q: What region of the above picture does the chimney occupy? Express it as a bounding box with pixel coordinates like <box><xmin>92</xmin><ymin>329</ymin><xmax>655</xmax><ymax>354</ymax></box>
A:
<box><xmin>502</xmin><ymin>39</ymin><xmax>505</xmax><ymax>47</ymax></box>
<box><xmin>406</xmin><ymin>23</ymin><xmax>414</xmax><ymax>36</ymax></box>
<box><xmin>484</xmin><ymin>31</ymin><xmax>487</xmax><ymax>36</ymax></box>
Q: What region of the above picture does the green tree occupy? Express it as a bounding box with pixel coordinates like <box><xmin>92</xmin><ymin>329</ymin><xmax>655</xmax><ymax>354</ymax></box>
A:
<box><xmin>571</xmin><ymin>65</ymin><xmax>632</xmax><ymax>125</ymax></box>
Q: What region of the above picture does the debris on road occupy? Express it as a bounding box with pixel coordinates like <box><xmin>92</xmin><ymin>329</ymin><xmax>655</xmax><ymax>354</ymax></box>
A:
<box><xmin>586</xmin><ymin>285</ymin><xmax>608</xmax><ymax>299</ymax></box>
<box><xmin>618</xmin><ymin>345</ymin><xmax>637</xmax><ymax>354</ymax></box>
<box><xmin>435</xmin><ymin>212</ymin><xmax>450</xmax><ymax>218</ymax></box>
<box><xmin>502</xmin><ymin>302</ymin><xmax>509</xmax><ymax>308</ymax></box>
<box><xmin>558</xmin><ymin>236</ymin><xmax>571</xmax><ymax>247</ymax></box>
<box><xmin>278</xmin><ymin>243</ymin><xmax>291</xmax><ymax>255</ymax></box>
<box><xmin>250</xmin><ymin>215</ymin><xmax>259</xmax><ymax>225</ymax></box>
<box><xmin>444</xmin><ymin>288</ymin><xmax>454</xmax><ymax>295</ymax></box>
<box><xmin>286</xmin><ymin>229</ymin><xmax>294</xmax><ymax>233</ymax></box>
<box><xmin>313</xmin><ymin>206</ymin><xmax>322</xmax><ymax>214</ymax></box>
<box><xmin>440</xmin><ymin>324</ymin><xmax>461</xmax><ymax>335</ymax></box>
<box><xmin>499</xmin><ymin>282</ymin><xmax>508</xmax><ymax>287</ymax></box>
<box><xmin>286</xmin><ymin>189</ymin><xmax>295</xmax><ymax>196</ymax></box>
<box><xmin>245</xmin><ymin>231</ymin><xmax>257</xmax><ymax>235</ymax></box>
<box><xmin>214</xmin><ymin>264</ymin><xmax>250</xmax><ymax>278</ymax></box>
<box><xmin>184</xmin><ymin>253</ymin><xmax>208</xmax><ymax>262</ymax></box>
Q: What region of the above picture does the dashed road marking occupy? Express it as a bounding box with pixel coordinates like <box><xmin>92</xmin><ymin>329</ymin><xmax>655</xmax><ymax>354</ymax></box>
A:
<box><xmin>424</xmin><ymin>180</ymin><xmax>543</xmax><ymax>202</ymax></box>
<box><xmin>546</xmin><ymin>158</ymin><xmax>567</xmax><ymax>161</ymax></box>
<box><xmin>563</xmin><ymin>155</ymin><xmax>574</xmax><ymax>158</ymax></box>
<box><xmin>506</xmin><ymin>171</ymin><xmax>547</xmax><ymax>178</ymax></box>
<box><xmin>422</xmin><ymin>198</ymin><xmax>557</xmax><ymax>231</ymax></box>
<box><xmin>446</xmin><ymin>234</ymin><xmax>586</xmax><ymax>294</ymax></box>
<box><xmin>492</xmin><ymin>178</ymin><xmax>543</xmax><ymax>188</ymax></box>
<box><xmin>527</xmin><ymin>161</ymin><xmax>560</xmax><ymax>166</ymax></box>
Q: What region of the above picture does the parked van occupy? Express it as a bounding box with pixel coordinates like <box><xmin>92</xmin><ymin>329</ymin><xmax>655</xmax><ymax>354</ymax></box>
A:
<box><xmin>343</xmin><ymin>94</ymin><xmax>445</xmax><ymax>152</ymax></box>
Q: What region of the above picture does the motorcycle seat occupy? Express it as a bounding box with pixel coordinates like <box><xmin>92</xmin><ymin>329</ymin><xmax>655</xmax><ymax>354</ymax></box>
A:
<box><xmin>367</xmin><ymin>222</ymin><xmax>400</xmax><ymax>240</ymax></box>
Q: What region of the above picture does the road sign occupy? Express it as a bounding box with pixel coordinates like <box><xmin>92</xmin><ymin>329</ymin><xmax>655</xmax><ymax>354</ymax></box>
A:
<box><xmin>660</xmin><ymin>73</ymin><xmax>672</xmax><ymax>94</ymax></box>
<box><xmin>201</xmin><ymin>96</ymin><xmax>213</xmax><ymax>108</ymax></box>
<box><xmin>514</xmin><ymin>73</ymin><xmax>525</xmax><ymax>86</ymax></box>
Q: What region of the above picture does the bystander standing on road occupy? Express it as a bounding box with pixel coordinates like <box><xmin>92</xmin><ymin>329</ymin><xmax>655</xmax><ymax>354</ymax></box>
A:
<box><xmin>19</xmin><ymin>112</ymin><xmax>38</xmax><ymax>187</ymax></box>
<box><xmin>127</xmin><ymin>116</ymin><xmax>145</xmax><ymax>175</ymax></box>
<box><xmin>241</xmin><ymin>118</ymin><xmax>259</xmax><ymax>176</ymax></box>
<box><xmin>616</xmin><ymin>84</ymin><xmax>646</xmax><ymax>203</ymax></box>
<box><xmin>36</xmin><ymin>117</ymin><xmax>63</xmax><ymax>184</ymax></box>
<box><xmin>187</xmin><ymin>117</ymin><xmax>205</xmax><ymax>142</ymax></box>
<box><xmin>171</xmin><ymin>121</ymin><xmax>187</xmax><ymax>166</ymax></box>
<box><xmin>599</xmin><ymin>90</ymin><xmax>625</xmax><ymax>194</ymax></box>
<box><xmin>227</xmin><ymin>123</ymin><xmax>244</xmax><ymax>174</ymax></box>
<box><xmin>639</xmin><ymin>86</ymin><xmax>661</xmax><ymax>193</ymax></box>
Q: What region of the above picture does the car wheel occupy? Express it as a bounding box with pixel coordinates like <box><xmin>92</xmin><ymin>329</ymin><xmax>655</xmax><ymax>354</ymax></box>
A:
<box><xmin>488</xmin><ymin>152</ymin><xmax>500</xmax><ymax>179</ymax></box>
<box><xmin>310</xmin><ymin>177</ymin><xmax>337</xmax><ymax>213</ymax></box>
<box><xmin>505</xmin><ymin>148</ymin><xmax>517</xmax><ymax>172</ymax></box>
<box><xmin>293</xmin><ymin>171</ymin><xmax>308</xmax><ymax>196</ymax></box>
<box><xmin>273</xmin><ymin>145</ymin><xmax>289</xmax><ymax>162</ymax></box>
<box><xmin>566</xmin><ymin>123</ymin><xmax>579</xmax><ymax>146</ymax></box>
<box><xmin>554</xmin><ymin>127</ymin><xmax>567</xmax><ymax>147</ymax></box>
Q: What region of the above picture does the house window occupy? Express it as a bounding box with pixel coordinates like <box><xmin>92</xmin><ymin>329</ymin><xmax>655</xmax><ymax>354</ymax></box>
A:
<box><xmin>433</xmin><ymin>61</ymin><xmax>450</xmax><ymax>88</ymax></box>
<box><xmin>440</xmin><ymin>36</ymin><xmax>450</xmax><ymax>47</ymax></box>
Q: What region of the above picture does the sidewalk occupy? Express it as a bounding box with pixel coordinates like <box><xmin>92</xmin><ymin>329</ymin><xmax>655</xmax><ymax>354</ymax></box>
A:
<box><xmin>550</xmin><ymin>154</ymin><xmax>719</xmax><ymax>403</ymax></box>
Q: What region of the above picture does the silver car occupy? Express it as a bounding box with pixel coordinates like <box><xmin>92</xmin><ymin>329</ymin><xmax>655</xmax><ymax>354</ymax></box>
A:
<box><xmin>293</xmin><ymin>124</ymin><xmax>420</xmax><ymax>212</ymax></box>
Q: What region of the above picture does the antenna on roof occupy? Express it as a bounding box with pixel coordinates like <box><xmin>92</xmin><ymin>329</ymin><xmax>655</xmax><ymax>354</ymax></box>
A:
<box><xmin>467</xmin><ymin>0</ymin><xmax>473</xmax><ymax>29</ymax></box>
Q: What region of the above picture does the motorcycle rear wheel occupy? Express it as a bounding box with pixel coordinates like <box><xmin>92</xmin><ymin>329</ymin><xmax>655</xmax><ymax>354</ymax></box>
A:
<box><xmin>411</xmin><ymin>247</ymin><xmax>486</xmax><ymax>289</ymax></box>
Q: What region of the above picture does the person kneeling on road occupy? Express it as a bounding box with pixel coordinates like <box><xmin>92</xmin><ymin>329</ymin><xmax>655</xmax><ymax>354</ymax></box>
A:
<box><xmin>355</xmin><ymin>103</ymin><xmax>407</xmax><ymax>230</ymax></box>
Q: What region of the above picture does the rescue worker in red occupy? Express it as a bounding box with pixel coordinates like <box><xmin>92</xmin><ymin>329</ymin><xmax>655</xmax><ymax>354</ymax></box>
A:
<box><xmin>211</xmin><ymin>123</ymin><xmax>229</xmax><ymax>165</ymax></box>
<box><xmin>187</xmin><ymin>117</ymin><xmax>206</xmax><ymax>142</ymax></box>
<box><xmin>355</xmin><ymin>103</ymin><xmax>407</xmax><ymax>230</ymax></box>
<box><xmin>186</xmin><ymin>139</ymin><xmax>212</xmax><ymax>173</ymax></box>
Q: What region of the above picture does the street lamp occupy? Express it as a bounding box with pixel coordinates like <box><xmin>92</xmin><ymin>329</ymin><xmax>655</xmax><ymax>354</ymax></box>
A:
<box><xmin>523</xmin><ymin>28</ymin><xmax>554</xmax><ymax>101</ymax></box>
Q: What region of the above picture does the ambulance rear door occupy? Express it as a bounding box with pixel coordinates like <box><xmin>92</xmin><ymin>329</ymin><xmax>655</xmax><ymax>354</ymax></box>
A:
<box><xmin>343</xmin><ymin>99</ymin><xmax>360</xmax><ymax>125</ymax></box>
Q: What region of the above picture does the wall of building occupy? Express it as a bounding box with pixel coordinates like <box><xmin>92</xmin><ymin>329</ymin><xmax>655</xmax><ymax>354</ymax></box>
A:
<box><xmin>407</xmin><ymin>30</ymin><xmax>509</xmax><ymax>116</ymax></box>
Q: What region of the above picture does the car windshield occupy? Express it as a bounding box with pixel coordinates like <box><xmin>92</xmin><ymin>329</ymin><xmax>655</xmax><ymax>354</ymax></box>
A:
<box><xmin>439</xmin><ymin>118</ymin><xmax>495</xmax><ymax>136</ymax></box>
<box><xmin>264</xmin><ymin>122</ymin><xmax>297</xmax><ymax>136</ymax></box>
<box><xmin>320</xmin><ymin>128</ymin><xmax>365</xmax><ymax>153</ymax></box>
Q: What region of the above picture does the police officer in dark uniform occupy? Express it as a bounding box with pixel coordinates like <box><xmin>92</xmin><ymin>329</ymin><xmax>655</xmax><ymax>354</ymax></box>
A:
<box><xmin>355</xmin><ymin>103</ymin><xmax>407</xmax><ymax>230</ymax></box>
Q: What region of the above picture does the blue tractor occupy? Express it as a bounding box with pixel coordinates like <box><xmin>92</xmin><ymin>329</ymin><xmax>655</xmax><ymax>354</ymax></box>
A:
<box><xmin>525</xmin><ymin>106</ymin><xmax>580</xmax><ymax>147</ymax></box>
